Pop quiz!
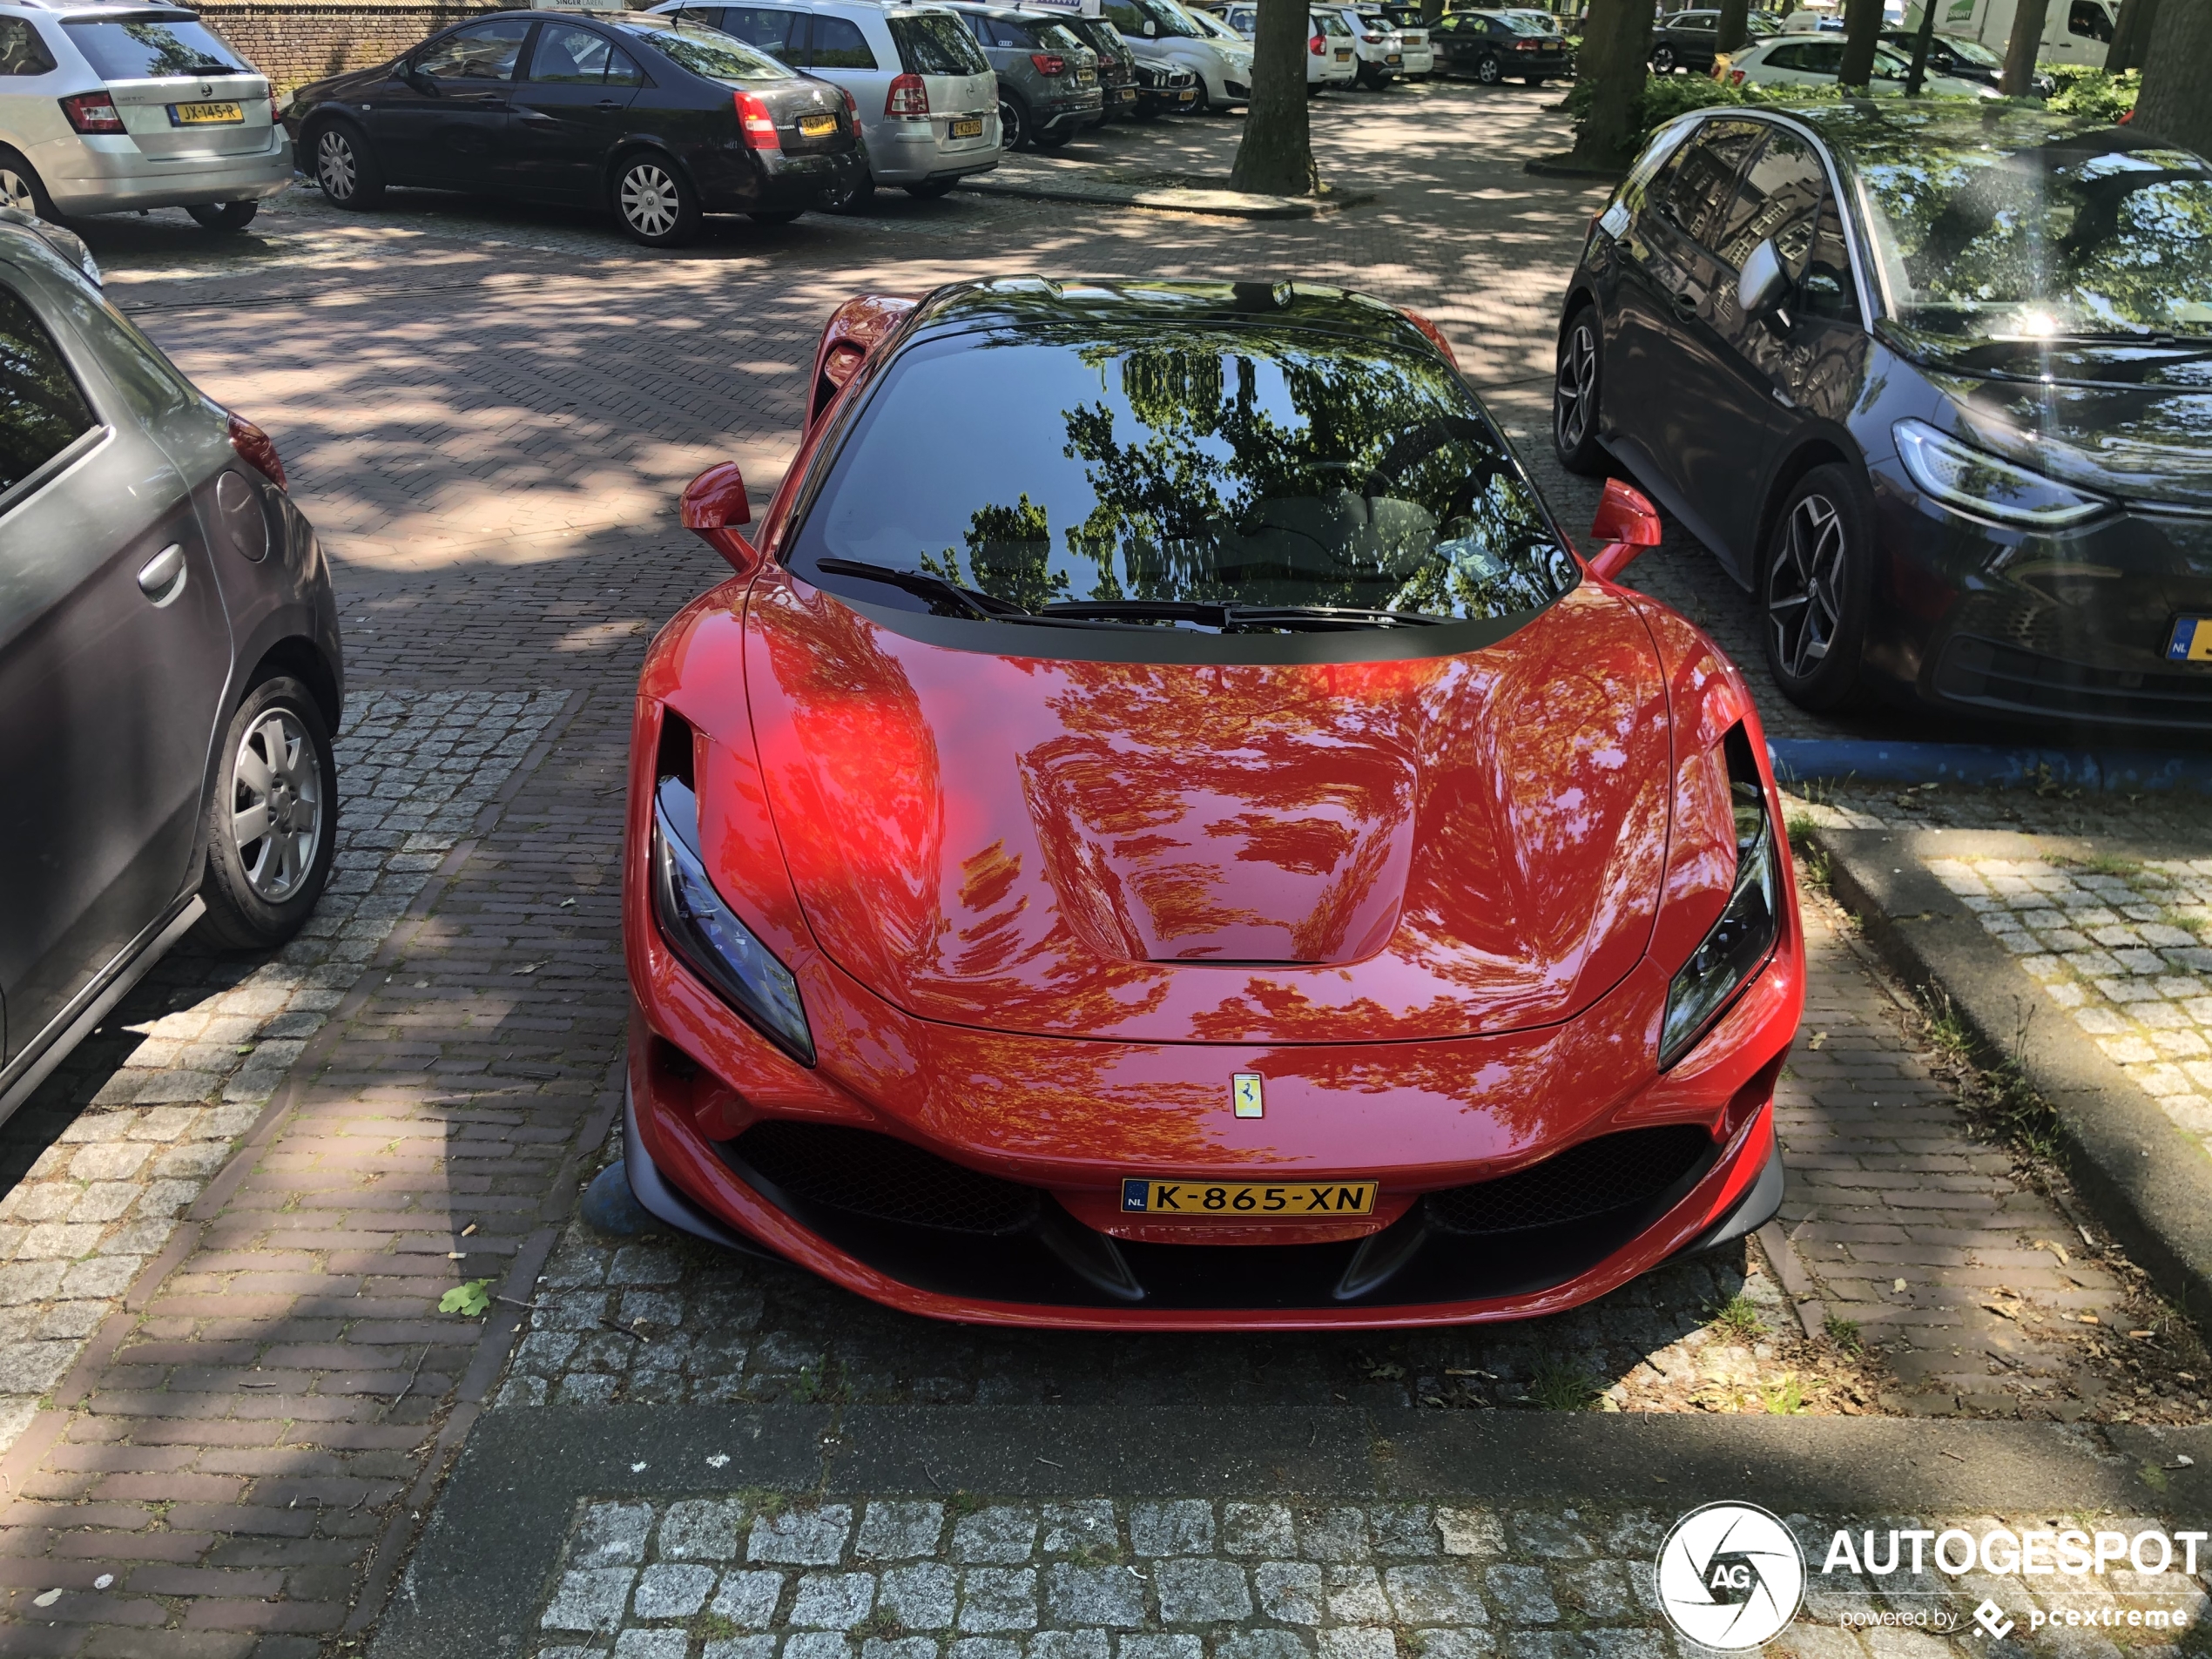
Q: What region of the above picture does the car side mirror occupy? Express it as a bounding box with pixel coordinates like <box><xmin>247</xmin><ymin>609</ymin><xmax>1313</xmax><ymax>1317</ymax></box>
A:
<box><xmin>1585</xmin><ymin>477</ymin><xmax>1662</xmax><ymax>581</ymax></box>
<box><xmin>405</xmin><ymin>64</ymin><xmax>438</xmax><ymax>93</ymax></box>
<box><xmin>682</xmin><ymin>462</ymin><xmax>760</xmax><ymax>577</ymax></box>
<box><xmin>1737</xmin><ymin>237</ymin><xmax>1792</xmax><ymax>322</ymax></box>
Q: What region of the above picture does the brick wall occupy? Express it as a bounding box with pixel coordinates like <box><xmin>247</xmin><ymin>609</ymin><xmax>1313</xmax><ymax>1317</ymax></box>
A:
<box><xmin>197</xmin><ymin>1</ymin><xmax>502</xmax><ymax>95</ymax></box>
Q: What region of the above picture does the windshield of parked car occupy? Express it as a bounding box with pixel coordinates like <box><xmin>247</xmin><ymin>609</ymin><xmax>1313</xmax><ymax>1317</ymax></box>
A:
<box><xmin>626</xmin><ymin>21</ymin><xmax>794</xmax><ymax>78</ymax></box>
<box><xmin>1128</xmin><ymin>0</ymin><xmax>1205</xmax><ymax>37</ymax></box>
<box><xmin>1938</xmin><ymin>33</ymin><xmax>2000</xmax><ymax>64</ymax></box>
<box><xmin>1851</xmin><ymin>119</ymin><xmax>2212</xmax><ymax>340</ymax></box>
<box><xmin>1488</xmin><ymin>12</ymin><xmax>1558</xmax><ymax>34</ymax></box>
<box><xmin>1316</xmin><ymin>10</ymin><xmax>1352</xmax><ymax>32</ymax></box>
<box><xmin>1181</xmin><ymin>3</ymin><xmax>1244</xmax><ymax>38</ymax></box>
<box><xmin>63</xmin><ymin>17</ymin><xmax>246</xmax><ymax>78</ymax></box>
<box><xmin>889</xmin><ymin>11</ymin><xmax>993</xmax><ymax>72</ymax></box>
<box><xmin>791</xmin><ymin>323</ymin><xmax>1575</xmax><ymax>633</ymax></box>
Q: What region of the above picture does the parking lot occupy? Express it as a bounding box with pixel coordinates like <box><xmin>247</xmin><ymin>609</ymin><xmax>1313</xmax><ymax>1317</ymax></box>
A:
<box><xmin>4</xmin><ymin>81</ymin><xmax>2211</xmax><ymax>1656</ymax></box>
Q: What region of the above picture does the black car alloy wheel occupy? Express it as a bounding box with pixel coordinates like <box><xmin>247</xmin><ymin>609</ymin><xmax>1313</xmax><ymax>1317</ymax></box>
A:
<box><xmin>1652</xmin><ymin>42</ymin><xmax>1676</xmax><ymax>71</ymax></box>
<box><xmin>1762</xmin><ymin>463</ymin><xmax>1871</xmax><ymax>711</ymax></box>
<box><xmin>999</xmin><ymin>91</ymin><xmax>1030</xmax><ymax>151</ymax></box>
<box><xmin>1553</xmin><ymin>307</ymin><xmax>1604</xmax><ymax>474</ymax></box>
<box><xmin>313</xmin><ymin>123</ymin><xmax>382</xmax><ymax>209</ymax></box>
<box><xmin>1475</xmin><ymin>52</ymin><xmax>1502</xmax><ymax>84</ymax></box>
<box><xmin>617</xmin><ymin>153</ymin><xmax>700</xmax><ymax>246</ymax></box>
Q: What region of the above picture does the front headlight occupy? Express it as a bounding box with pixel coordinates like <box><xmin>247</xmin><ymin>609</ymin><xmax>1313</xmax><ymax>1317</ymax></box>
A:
<box><xmin>1892</xmin><ymin>417</ymin><xmax>2113</xmax><ymax>530</ymax></box>
<box><xmin>651</xmin><ymin>774</ymin><xmax>814</xmax><ymax>1066</ymax></box>
<box><xmin>1660</xmin><ymin>732</ymin><xmax>1780</xmax><ymax>1069</ymax></box>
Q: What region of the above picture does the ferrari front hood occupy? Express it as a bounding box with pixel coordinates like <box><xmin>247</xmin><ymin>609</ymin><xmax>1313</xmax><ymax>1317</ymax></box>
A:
<box><xmin>743</xmin><ymin>573</ymin><xmax>1670</xmax><ymax>1044</ymax></box>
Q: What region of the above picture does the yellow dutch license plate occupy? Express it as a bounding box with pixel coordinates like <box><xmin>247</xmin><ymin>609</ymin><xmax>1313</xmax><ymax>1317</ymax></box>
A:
<box><xmin>172</xmin><ymin>100</ymin><xmax>243</xmax><ymax>125</ymax></box>
<box><xmin>799</xmin><ymin>112</ymin><xmax>838</xmax><ymax>137</ymax></box>
<box><xmin>1120</xmin><ymin>1177</ymin><xmax>1378</xmax><ymax>1217</ymax></box>
<box><xmin>951</xmin><ymin>114</ymin><xmax>984</xmax><ymax>137</ymax></box>
<box><xmin>2167</xmin><ymin>616</ymin><xmax>2212</xmax><ymax>664</ymax></box>
<box><xmin>1336</xmin><ymin>48</ymin><xmax>1352</xmax><ymax>59</ymax></box>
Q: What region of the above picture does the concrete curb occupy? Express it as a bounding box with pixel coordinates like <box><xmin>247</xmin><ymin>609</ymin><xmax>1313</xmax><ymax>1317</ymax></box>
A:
<box><xmin>1522</xmin><ymin>154</ymin><xmax>1623</xmax><ymax>180</ymax></box>
<box><xmin>954</xmin><ymin>175</ymin><xmax>1368</xmax><ymax>217</ymax></box>
<box><xmin>1772</xmin><ymin>738</ymin><xmax>2212</xmax><ymax>794</ymax></box>
<box><xmin>1811</xmin><ymin>825</ymin><xmax>2212</xmax><ymax>1334</ymax></box>
<box><xmin>369</xmin><ymin>1400</ymin><xmax>2212</xmax><ymax>1658</ymax></box>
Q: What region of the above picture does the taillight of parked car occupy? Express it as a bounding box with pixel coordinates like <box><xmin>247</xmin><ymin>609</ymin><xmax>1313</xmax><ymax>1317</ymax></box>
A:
<box><xmin>1514</xmin><ymin>37</ymin><xmax>1539</xmax><ymax>49</ymax></box>
<box><xmin>1309</xmin><ymin>31</ymin><xmax>1325</xmax><ymax>52</ymax></box>
<box><xmin>734</xmin><ymin>91</ymin><xmax>781</xmax><ymax>150</ymax></box>
<box><xmin>227</xmin><ymin>412</ymin><xmax>286</xmax><ymax>489</ymax></box>
<box><xmin>59</xmin><ymin>92</ymin><xmax>125</xmax><ymax>134</ymax></box>
<box><xmin>886</xmin><ymin>72</ymin><xmax>930</xmax><ymax>117</ymax></box>
<box><xmin>1729</xmin><ymin>66</ymin><xmax>1746</xmax><ymax>84</ymax></box>
<box><xmin>1030</xmin><ymin>51</ymin><xmax>1065</xmax><ymax>74</ymax></box>
<box><xmin>839</xmin><ymin>85</ymin><xmax>859</xmax><ymax>127</ymax></box>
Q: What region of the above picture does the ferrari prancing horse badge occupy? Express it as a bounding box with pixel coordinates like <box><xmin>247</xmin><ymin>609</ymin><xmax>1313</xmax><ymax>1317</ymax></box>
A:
<box><xmin>1232</xmin><ymin>1073</ymin><xmax>1264</xmax><ymax>1118</ymax></box>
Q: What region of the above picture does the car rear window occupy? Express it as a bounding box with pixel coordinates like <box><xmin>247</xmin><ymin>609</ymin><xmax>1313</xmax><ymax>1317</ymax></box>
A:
<box><xmin>62</xmin><ymin>17</ymin><xmax>246</xmax><ymax>79</ymax></box>
<box><xmin>0</xmin><ymin>17</ymin><xmax>57</xmax><ymax>75</ymax></box>
<box><xmin>889</xmin><ymin>11</ymin><xmax>990</xmax><ymax>73</ymax></box>
<box><xmin>626</xmin><ymin>22</ymin><xmax>793</xmax><ymax>79</ymax></box>
<box><xmin>792</xmin><ymin>323</ymin><xmax>1575</xmax><ymax>637</ymax></box>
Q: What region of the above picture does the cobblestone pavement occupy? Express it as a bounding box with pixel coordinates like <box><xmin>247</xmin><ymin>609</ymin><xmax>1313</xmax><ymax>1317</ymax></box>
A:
<box><xmin>524</xmin><ymin>1494</ymin><xmax>2212</xmax><ymax>1659</ymax></box>
<box><xmin>0</xmin><ymin>83</ymin><xmax>2202</xmax><ymax>1656</ymax></box>
<box><xmin>0</xmin><ymin>690</ymin><xmax>565</xmax><ymax>1461</ymax></box>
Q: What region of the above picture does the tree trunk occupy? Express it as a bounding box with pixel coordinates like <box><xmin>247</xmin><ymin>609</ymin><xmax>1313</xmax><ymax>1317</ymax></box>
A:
<box><xmin>2000</xmin><ymin>0</ymin><xmax>2050</xmax><ymax>94</ymax></box>
<box><xmin>1568</xmin><ymin>0</ymin><xmax>1652</xmax><ymax>167</ymax></box>
<box><xmin>1838</xmin><ymin>0</ymin><xmax>1885</xmax><ymax>86</ymax></box>
<box><xmin>1420</xmin><ymin>0</ymin><xmax>1443</xmax><ymax>25</ymax></box>
<box><xmin>2107</xmin><ymin>0</ymin><xmax>2141</xmax><ymax>67</ymax></box>
<box><xmin>1717</xmin><ymin>0</ymin><xmax>1750</xmax><ymax>54</ymax></box>
<box><xmin>1230</xmin><ymin>0</ymin><xmax>1317</xmax><ymax>195</ymax></box>
<box><xmin>1903</xmin><ymin>0</ymin><xmax>1939</xmax><ymax>91</ymax></box>
<box><xmin>2134</xmin><ymin>0</ymin><xmax>2212</xmax><ymax>153</ymax></box>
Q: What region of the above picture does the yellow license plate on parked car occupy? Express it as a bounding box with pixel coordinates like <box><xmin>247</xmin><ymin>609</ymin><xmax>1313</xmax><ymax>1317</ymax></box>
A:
<box><xmin>952</xmin><ymin>114</ymin><xmax>984</xmax><ymax>137</ymax></box>
<box><xmin>172</xmin><ymin>100</ymin><xmax>242</xmax><ymax>125</ymax></box>
<box><xmin>799</xmin><ymin>112</ymin><xmax>838</xmax><ymax>137</ymax></box>
<box><xmin>1120</xmin><ymin>1177</ymin><xmax>1379</xmax><ymax>1217</ymax></box>
<box><xmin>1336</xmin><ymin>48</ymin><xmax>1352</xmax><ymax>59</ymax></box>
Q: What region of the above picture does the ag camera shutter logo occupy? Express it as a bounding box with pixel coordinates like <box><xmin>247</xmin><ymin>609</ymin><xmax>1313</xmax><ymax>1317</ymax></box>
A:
<box><xmin>1656</xmin><ymin>1502</ymin><xmax>1806</xmax><ymax>1650</ymax></box>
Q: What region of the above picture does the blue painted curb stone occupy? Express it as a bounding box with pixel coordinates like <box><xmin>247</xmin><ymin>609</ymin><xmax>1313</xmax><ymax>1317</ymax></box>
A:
<box><xmin>1768</xmin><ymin>738</ymin><xmax>2212</xmax><ymax>795</ymax></box>
<box><xmin>580</xmin><ymin>1160</ymin><xmax>664</xmax><ymax>1237</ymax></box>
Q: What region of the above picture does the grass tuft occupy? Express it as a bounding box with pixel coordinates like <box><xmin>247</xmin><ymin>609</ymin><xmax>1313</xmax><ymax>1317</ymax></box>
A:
<box><xmin>1824</xmin><ymin>1314</ymin><xmax>1864</xmax><ymax>1356</ymax></box>
<box><xmin>1525</xmin><ymin>1359</ymin><xmax>1600</xmax><ymax>1413</ymax></box>
<box><xmin>1710</xmin><ymin>1292</ymin><xmax>1766</xmax><ymax>1342</ymax></box>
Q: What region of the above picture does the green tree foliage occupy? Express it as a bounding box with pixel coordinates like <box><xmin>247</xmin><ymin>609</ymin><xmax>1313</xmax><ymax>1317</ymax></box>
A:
<box><xmin>2043</xmin><ymin>63</ymin><xmax>2141</xmax><ymax>121</ymax></box>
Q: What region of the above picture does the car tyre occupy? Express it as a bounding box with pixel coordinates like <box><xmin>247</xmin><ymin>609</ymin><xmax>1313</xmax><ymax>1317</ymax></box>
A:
<box><xmin>998</xmin><ymin>90</ymin><xmax>1032</xmax><ymax>149</ymax></box>
<box><xmin>1474</xmin><ymin>52</ymin><xmax>1502</xmax><ymax>83</ymax></box>
<box><xmin>197</xmin><ymin>676</ymin><xmax>339</xmax><ymax>951</ymax></box>
<box><xmin>1552</xmin><ymin>304</ymin><xmax>1607</xmax><ymax>475</ymax></box>
<box><xmin>1651</xmin><ymin>42</ymin><xmax>1676</xmax><ymax>71</ymax></box>
<box><xmin>614</xmin><ymin>152</ymin><xmax>701</xmax><ymax>246</ymax></box>
<box><xmin>187</xmin><ymin>201</ymin><xmax>258</xmax><ymax>232</ymax></box>
<box><xmin>820</xmin><ymin>174</ymin><xmax>873</xmax><ymax>212</ymax></box>
<box><xmin>0</xmin><ymin>146</ymin><xmax>59</xmax><ymax>220</ymax></box>
<box><xmin>310</xmin><ymin>121</ymin><xmax>383</xmax><ymax>209</ymax></box>
<box><xmin>905</xmin><ymin>178</ymin><xmax>959</xmax><ymax>198</ymax></box>
<box><xmin>1761</xmin><ymin>463</ymin><xmax>1874</xmax><ymax>712</ymax></box>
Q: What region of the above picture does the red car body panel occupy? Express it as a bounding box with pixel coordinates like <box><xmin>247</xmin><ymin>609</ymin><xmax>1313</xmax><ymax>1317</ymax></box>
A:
<box><xmin>620</xmin><ymin>284</ymin><xmax>1805</xmax><ymax>1329</ymax></box>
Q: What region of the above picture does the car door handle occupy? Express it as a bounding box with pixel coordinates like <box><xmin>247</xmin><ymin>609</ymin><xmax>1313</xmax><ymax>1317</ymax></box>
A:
<box><xmin>597</xmin><ymin>98</ymin><xmax>622</xmax><ymax>108</ymax></box>
<box><xmin>1671</xmin><ymin>288</ymin><xmax>1698</xmax><ymax>313</ymax></box>
<box><xmin>137</xmin><ymin>543</ymin><xmax>187</xmax><ymax>607</ymax></box>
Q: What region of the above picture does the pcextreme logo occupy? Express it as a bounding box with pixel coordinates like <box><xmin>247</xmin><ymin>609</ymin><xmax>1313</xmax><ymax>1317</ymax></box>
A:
<box><xmin>1655</xmin><ymin>1502</ymin><xmax>1806</xmax><ymax>1651</ymax></box>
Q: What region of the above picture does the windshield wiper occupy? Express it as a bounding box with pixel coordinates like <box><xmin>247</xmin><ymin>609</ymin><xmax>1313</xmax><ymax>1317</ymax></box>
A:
<box><xmin>813</xmin><ymin>557</ymin><xmax>1027</xmax><ymax>621</ymax></box>
<box><xmin>1041</xmin><ymin>600</ymin><xmax>1447</xmax><ymax>631</ymax></box>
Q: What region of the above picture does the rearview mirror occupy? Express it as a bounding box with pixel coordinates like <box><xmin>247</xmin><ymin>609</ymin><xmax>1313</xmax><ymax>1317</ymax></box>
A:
<box><xmin>404</xmin><ymin>64</ymin><xmax>438</xmax><ymax>93</ymax></box>
<box><xmin>1143</xmin><ymin>19</ymin><xmax>1157</xmax><ymax>34</ymax></box>
<box><xmin>1586</xmin><ymin>477</ymin><xmax>1662</xmax><ymax>581</ymax></box>
<box><xmin>681</xmin><ymin>462</ymin><xmax>760</xmax><ymax>576</ymax></box>
<box><xmin>1737</xmin><ymin>237</ymin><xmax>1791</xmax><ymax>320</ymax></box>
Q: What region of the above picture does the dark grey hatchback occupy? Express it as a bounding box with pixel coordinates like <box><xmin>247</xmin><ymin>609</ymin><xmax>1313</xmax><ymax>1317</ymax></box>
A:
<box><xmin>1555</xmin><ymin>103</ymin><xmax>2212</xmax><ymax>729</ymax></box>
<box><xmin>0</xmin><ymin>214</ymin><xmax>342</xmax><ymax>1123</ymax></box>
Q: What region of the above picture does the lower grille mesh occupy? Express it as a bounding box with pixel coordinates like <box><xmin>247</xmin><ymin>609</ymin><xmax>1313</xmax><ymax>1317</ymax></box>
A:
<box><xmin>1425</xmin><ymin>1125</ymin><xmax>1713</xmax><ymax>1235</ymax></box>
<box><xmin>730</xmin><ymin>1121</ymin><xmax>1042</xmax><ymax>1236</ymax></box>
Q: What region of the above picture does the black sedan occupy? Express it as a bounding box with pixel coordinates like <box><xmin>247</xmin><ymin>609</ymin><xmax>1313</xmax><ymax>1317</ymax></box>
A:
<box><xmin>1649</xmin><ymin>7</ymin><xmax>1777</xmax><ymax>74</ymax></box>
<box><xmin>284</xmin><ymin>10</ymin><xmax>866</xmax><ymax>246</ymax></box>
<box><xmin>1432</xmin><ymin>10</ymin><xmax>1570</xmax><ymax>84</ymax></box>
<box><xmin>1878</xmin><ymin>27</ymin><xmax>2051</xmax><ymax>95</ymax></box>
<box><xmin>1554</xmin><ymin>104</ymin><xmax>2212</xmax><ymax>729</ymax></box>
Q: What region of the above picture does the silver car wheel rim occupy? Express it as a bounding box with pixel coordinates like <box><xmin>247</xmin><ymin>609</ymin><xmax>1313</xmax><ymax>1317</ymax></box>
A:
<box><xmin>1478</xmin><ymin>56</ymin><xmax>1500</xmax><ymax>82</ymax></box>
<box><xmin>1554</xmin><ymin>320</ymin><xmax>1596</xmax><ymax>448</ymax></box>
<box><xmin>230</xmin><ymin>708</ymin><xmax>321</xmax><ymax>902</ymax></box>
<box><xmin>1768</xmin><ymin>492</ymin><xmax>1847</xmax><ymax>680</ymax></box>
<box><xmin>316</xmin><ymin>132</ymin><xmax>355</xmax><ymax>199</ymax></box>
<box><xmin>0</xmin><ymin>168</ymin><xmax>36</xmax><ymax>213</ymax></box>
<box><xmin>622</xmin><ymin>165</ymin><xmax>678</xmax><ymax>235</ymax></box>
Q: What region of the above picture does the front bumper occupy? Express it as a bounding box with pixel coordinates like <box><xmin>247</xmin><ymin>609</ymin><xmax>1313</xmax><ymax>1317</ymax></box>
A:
<box><xmin>1870</xmin><ymin>456</ymin><xmax>2212</xmax><ymax>731</ymax></box>
<box><xmin>624</xmin><ymin>885</ymin><xmax>1802</xmax><ymax>1329</ymax></box>
<box><xmin>38</xmin><ymin>129</ymin><xmax>293</xmax><ymax>215</ymax></box>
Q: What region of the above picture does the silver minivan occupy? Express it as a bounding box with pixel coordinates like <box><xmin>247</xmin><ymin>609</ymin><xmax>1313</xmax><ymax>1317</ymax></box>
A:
<box><xmin>650</xmin><ymin>0</ymin><xmax>999</xmax><ymax>200</ymax></box>
<box><xmin>0</xmin><ymin>1</ymin><xmax>291</xmax><ymax>229</ymax></box>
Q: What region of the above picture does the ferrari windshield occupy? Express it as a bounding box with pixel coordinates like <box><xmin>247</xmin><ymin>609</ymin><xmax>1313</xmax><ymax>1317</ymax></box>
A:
<box><xmin>1852</xmin><ymin>121</ymin><xmax>2212</xmax><ymax>340</ymax></box>
<box><xmin>789</xmin><ymin>325</ymin><xmax>1577</xmax><ymax>631</ymax></box>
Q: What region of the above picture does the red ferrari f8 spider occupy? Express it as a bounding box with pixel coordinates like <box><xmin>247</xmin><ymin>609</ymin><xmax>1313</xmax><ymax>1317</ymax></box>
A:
<box><xmin>622</xmin><ymin>278</ymin><xmax>1801</xmax><ymax>1329</ymax></box>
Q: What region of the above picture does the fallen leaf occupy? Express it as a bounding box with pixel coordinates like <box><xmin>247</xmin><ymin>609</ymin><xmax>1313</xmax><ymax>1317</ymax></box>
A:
<box><xmin>1893</xmin><ymin>1278</ymin><xmax>1908</xmax><ymax>1292</ymax></box>
<box><xmin>32</xmin><ymin>1588</ymin><xmax>59</xmax><ymax>1608</ymax></box>
<box><xmin>2172</xmin><ymin>1455</ymin><xmax>2196</xmax><ymax>1469</ymax></box>
<box><xmin>559</xmin><ymin>898</ymin><xmax>577</xmax><ymax>908</ymax></box>
<box><xmin>512</xmin><ymin>962</ymin><xmax>543</xmax><ymax>976</ymax></box>
<box><xmin>1983</xmin><ymin>1303</ymin><xmax>2018</xmax><ymax>1321</ymax></box>
<box><xmin>439</xmin><ymin>1279</ymin><xmax>493</xmax><ymax>1318</ymax></box>
<box><xmin>1808</xmin><ymin>1030</ymin><xmax>1827</xmax><ymax>1050</ymax></box>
